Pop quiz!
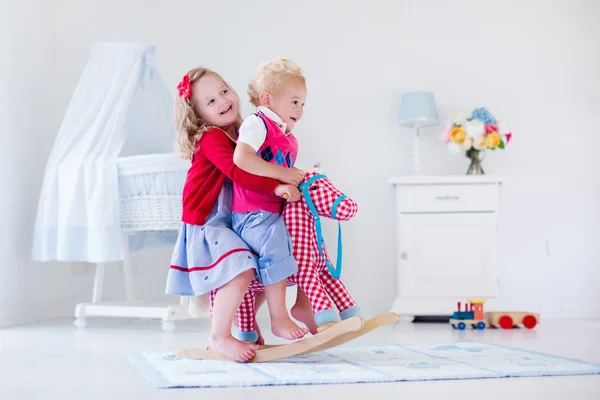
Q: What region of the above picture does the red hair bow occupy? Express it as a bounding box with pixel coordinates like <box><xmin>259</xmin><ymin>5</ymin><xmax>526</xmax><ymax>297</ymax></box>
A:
<box><xmin>177</xmin><ymin>74</ymin><xmax>192</xmax><ymax>99</ymax></box>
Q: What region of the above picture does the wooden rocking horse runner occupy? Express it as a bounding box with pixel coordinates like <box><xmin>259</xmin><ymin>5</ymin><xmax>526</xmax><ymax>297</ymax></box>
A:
<box><xmin>177</xmin><ymin>167</ymin><xmax>397</xmax><ymax>362</ymax></box>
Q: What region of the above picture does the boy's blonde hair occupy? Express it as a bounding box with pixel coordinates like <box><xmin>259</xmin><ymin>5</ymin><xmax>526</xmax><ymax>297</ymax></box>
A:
<box><xmin>175</xmin><ymin>67</ymin><xmax>243</xmax><ymax>160</ymax></box>
<box><xmin>247</xmin><ymin>57</ymin><xmax>306</xmax><ymax>107</ymax></box>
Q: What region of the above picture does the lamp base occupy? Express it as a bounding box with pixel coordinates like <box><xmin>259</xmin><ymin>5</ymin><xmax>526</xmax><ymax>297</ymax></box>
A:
<box><xmin>412</xmin><ymin>127</ymin><xmax>420</xmax><ymax>174</ymax></box>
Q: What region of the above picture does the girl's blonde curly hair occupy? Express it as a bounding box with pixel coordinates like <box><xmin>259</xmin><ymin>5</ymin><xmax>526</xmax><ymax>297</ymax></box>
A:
<box><xmin>175</xmin><ymin>67</ymin><xmax>243</xmax><ymax>160</ymax></box>
<box><xmin>247</xmin><ymin>57</ymin><xmax>306</xmax><ymax>107</ymax></box>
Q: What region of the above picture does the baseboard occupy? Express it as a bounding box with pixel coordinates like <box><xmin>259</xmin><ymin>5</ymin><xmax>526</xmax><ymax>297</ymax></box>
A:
<box><xmin>538</xmin><ymin>302</ymin><xmax>600</xmax><ymax>320</ymax></box>
<box><xmin>1</xmin><ymin>297</ymin><xmax>597</xmax><ymax>328</ymax></box>
<box><xmin>0</xmin><ymin>299</ymin><xmax>75</xmax><ymax>328</ymax></box>
<box><xmin>391</xmin><ymin>297</ymin><xmax>600</xmax><ymax>321</ymax></box>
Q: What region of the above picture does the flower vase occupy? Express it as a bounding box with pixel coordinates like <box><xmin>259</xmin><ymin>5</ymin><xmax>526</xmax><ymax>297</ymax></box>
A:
<box><xmin>466</xmin><ymin>149</ymin><xmax>484</xmax><ymax>175</ymax></box>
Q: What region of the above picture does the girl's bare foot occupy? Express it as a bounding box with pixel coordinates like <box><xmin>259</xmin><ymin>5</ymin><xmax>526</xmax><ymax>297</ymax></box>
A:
<box><xmin>291</xmin><ymin>304</ymin><xmax>319</xmax><ymax>335</ymax></box>
<box><xmin>211</xmin><ymin>335</ymin><xmax>260</xmax><ymax>363</ymax></box>
<box><xmin>271</xmin><ymin>317</ymin><xmax>309</xmax><ymax>340</ymax></box>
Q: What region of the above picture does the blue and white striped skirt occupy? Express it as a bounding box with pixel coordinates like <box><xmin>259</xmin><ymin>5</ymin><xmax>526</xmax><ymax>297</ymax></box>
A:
<box><xmin>165</xmin><ymin>181</ymin><xmax>258</xmax><ymax>296</ymax></box>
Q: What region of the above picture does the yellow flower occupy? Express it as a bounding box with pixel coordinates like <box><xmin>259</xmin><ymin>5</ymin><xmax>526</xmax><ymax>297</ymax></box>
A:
<box><xmin>486</xmin><ymin>132</ymin><xmax>501</xmax><ymax>149</ymax></box>
<box><xmin>450</xmin><ymin>127</ymin><xmax>466</xmax><ymax>143</ymax></box>
<box><xmin>473</xmin><ymin>135</ymin><xmax>487</xmax><ymax>150</ymax></box>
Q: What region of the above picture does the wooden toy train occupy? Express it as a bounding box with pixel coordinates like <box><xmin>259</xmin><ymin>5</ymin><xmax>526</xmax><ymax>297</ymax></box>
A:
<box><xmin>449</xmin><ymin>299</ymin><xmax>540</xmax><ymax>330</ymax></box>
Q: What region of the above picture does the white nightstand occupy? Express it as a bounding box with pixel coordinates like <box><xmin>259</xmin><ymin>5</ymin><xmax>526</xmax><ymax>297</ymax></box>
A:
<box><xmin>389</xmin><ymin>175</ymin><xmax>505</xmax><ymax>321</ymax></box>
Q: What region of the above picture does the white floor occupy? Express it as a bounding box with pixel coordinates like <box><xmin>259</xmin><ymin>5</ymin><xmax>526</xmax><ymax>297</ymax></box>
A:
<box><xmin>1</xmin><ymin>317</ymin><xmax>600</xmax><ymax>399</ymax></box>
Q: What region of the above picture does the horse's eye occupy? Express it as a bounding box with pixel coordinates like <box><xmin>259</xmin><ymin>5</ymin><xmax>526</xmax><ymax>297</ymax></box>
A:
<box><xmin>310</xmin><ymin>185</ymin><xmax>317</xmax><ymax>190</ymax></box>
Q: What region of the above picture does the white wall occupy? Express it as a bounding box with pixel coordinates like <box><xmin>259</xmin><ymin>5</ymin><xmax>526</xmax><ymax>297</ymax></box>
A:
<box><xmin>2</xmin><ymin>0</ymin><xmax>599</xmax><ymax>326</ymax></box>
<box><xmin>0</xmin><ymin>0</ymin><xmax>92</xmax><ymax>326</ymax></box>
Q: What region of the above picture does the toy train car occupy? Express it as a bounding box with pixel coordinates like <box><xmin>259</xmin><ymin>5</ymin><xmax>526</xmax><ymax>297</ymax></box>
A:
<box><xmin>449</xmin><ymin>299</ymin><xmax>540</xmax><ymax>330</ymax></box>
<box><xmin>485</xmin><ymin>311</ymin><xmax>539</xmax><ymax>329</ymax></box>
<box><xmin>449</xmin><ymin>300</ymin><xmax>488</xmax><ymax>330</ymax></box>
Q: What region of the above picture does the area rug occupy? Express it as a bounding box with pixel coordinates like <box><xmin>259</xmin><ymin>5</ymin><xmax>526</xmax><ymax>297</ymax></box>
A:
<box><xmin>129</xmin><ymin>342</ymin><xmax>600</xmax><ymax>389</ymax></box>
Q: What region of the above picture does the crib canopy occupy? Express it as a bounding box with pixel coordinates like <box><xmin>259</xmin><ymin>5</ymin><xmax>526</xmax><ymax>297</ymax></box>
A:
<box><xmin>32</xmin><ymin>42</ymin><xmax>178</xmax><ymax>262</ymax></box>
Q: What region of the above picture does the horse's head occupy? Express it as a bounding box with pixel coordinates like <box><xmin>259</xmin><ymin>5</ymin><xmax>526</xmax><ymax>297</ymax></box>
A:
<box><xmin>298</xmin><ymin>166</ymin><xmax>358</xmax><ymax>221</ymax></box>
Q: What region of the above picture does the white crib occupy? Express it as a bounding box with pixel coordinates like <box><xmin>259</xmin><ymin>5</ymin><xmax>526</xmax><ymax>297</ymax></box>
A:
<box><xmin>74</xmin><ymin>153</ymin><xmax>208</xmax><ymax>332</ymax></box>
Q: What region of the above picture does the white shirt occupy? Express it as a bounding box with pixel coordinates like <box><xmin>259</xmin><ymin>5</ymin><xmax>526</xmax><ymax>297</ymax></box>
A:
<box><xmin>238</xmin><ymin>106</ymin><xmax>289</xmax><ymax>152</ymax></box>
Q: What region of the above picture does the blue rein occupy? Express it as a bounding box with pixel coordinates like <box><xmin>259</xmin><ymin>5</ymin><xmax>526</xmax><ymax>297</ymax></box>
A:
<box><xmin>299</xmin><ymin>174</ymin><xmax>346</xmax><ymax>279</ymax></box>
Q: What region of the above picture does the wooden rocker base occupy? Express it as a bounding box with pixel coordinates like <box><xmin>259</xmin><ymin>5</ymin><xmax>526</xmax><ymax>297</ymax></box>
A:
<box><xmin>176</xmin><ymin>312</ymin><xmax>398</xmax><ymax>363</ymax></box>
<box><xmin>257</xmin><ymin>312</ymin><xmax>398</xmax><ymax>355</ymax></box>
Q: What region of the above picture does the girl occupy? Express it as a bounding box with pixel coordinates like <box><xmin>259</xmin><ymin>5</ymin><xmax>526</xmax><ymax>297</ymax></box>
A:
<box><xmin>165</xmin><ymin>67</ymin><xmax>302</xmax><ymax>362</ymax></box>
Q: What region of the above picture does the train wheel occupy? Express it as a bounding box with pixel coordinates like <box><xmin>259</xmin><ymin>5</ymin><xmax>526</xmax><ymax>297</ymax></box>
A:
<box><xmin>476</xmin><ymin>321</ymin><xmax>486</xmax><ymax>330</ymax></box>
<box><xmin>457</xmin><ymin>322</ymin><xmax>466</xmax><ymax>330</ymax></box>
<box><xmin>522</xmin><ymin>315</ymin><xmax>537</xmax><ymax>329</ymax></box>
<box><xmin>499</xmin><ymin>315</ymin><xmax>513</xmax><ymax>329</ymax></box>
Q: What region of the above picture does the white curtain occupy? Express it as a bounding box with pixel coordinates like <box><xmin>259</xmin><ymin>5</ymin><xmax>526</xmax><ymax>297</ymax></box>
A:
<box><xmin>32</xmin><ymin>42</ymin><xmax>176</xmax><ymax>263</ymax></box>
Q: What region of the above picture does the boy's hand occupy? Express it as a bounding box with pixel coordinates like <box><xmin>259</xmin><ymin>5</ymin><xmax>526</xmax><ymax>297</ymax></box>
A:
<box><xmin>275</xmin><ymin>184</ymin><xmax>301</xmax><ymax>202</ymax></box>
<box><xmin>279</xmin><ymin>167</ymin><xmax>304</xmax><ymax>186</ymax></box>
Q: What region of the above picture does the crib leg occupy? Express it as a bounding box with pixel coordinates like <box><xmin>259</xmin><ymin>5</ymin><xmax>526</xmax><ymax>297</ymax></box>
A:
<box><xmin>122</xmin><ymin>234</ymin><xmax>135</xmax><ymax>301</ymax></box>
<box><xmin>75</xmin><ymin>261</ymin><xmax>107</xmax><ymax>328</ymax></box>
<box><xmin>74</xmin><ymin>234</ymin><xmax>198</xmax><ymax>330</ymax></box>
<box><xmin>92</xmin><ymin>263</ymin><xmax>106</xmax><ymax>303</ymax></box>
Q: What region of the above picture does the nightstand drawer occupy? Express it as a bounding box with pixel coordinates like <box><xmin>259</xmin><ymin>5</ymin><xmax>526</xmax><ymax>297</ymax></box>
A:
<box><xmin>396</xmin><ymin>184</ymin><xmax>499</xmax><ymax>213</ymax></box>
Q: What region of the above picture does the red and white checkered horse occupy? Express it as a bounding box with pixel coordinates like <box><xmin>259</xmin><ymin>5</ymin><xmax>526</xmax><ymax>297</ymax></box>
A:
<box><xmin>226</xmin><ymin>167</ymin><xmax>360</xmax><ymax>338</ymax></box>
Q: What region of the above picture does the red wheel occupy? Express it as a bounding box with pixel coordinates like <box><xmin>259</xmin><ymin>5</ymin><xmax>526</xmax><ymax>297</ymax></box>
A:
<box><xmin>522</xmin><ymin>315</ymin><xmax>537</xmax><ymax>329</ymax></box>
<box><xmin>499</xmin><ymin>315</ymin><xmax>514</xmax><ymax>329</ymax></box>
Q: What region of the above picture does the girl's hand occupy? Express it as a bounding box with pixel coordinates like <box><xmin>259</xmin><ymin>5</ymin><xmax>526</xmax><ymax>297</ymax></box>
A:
<box><xmin>279</xmin><ymin>167</ymin><xmax>304</xmax><ymax>186</ymax></box>
<box><xmin>275</xmin><ymin>184</ymin><xmax>301</xmax><ymax>202</ymax></box>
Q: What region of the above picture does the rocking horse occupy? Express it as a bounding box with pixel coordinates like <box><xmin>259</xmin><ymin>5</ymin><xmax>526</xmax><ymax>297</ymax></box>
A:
<box><xmin>177</xmin><ymin>166</ymin><xmax>397</xmax><ymax>362</ymax></box>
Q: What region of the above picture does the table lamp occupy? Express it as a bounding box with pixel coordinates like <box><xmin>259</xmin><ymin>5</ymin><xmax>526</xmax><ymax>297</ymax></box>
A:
<box><xmin>398</xmin><ymin>92</ymin><xmax>439</xmax><ymax>174</ymax></box>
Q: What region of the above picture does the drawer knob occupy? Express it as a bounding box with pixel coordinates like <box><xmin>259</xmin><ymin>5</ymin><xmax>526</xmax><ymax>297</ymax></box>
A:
<box><xmin>400</xmin><ymin>252</ymin><xmax>409</xmax><ymax>260</ymax></box>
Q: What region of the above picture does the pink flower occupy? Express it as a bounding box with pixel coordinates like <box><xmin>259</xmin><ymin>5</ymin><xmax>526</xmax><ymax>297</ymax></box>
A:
<box><xmin>440</xmin><ymin>126</ymin><xmax>451</xmax><ymax>143</ymax></box>
<box><xmin>485</xmin><ymin>123</ymin><xmax>498</xmax><ymax>134</ymax></box>
<box><xmin>506</xmin><ymin>133</ymin><xmax>512</xmax><ymax>143</ymax></box>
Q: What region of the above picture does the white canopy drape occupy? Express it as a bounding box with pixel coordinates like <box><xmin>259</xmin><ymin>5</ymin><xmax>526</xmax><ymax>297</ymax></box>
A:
<box><xmin>32</xmin><ymin>42</ymin><xmax>177</xmax><ymax>262</ymax></box>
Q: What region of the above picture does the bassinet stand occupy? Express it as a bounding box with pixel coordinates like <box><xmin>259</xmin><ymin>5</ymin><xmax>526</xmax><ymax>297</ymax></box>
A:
<box><xmin>74</xmin><ymin>233</ymin><xmax>208</xmax><ymax>332</ymax></box>
<box><xmin>73</xmin><ymin>233</ymin><xmax>205</xmax><ymax>332</ymax></box>
<box><xmin>73</xmin><ymin>153</ymin><xmax>207</xmax><ymax>332</ymax></box>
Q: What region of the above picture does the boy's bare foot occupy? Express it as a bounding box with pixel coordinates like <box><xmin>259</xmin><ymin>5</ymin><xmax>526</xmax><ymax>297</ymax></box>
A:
<box><xmin>291</xmin><ymin>304</ymin><xmax>319</xmax><ymax>335</ymax></box>
<box><xmin>211</xmin><ymin>335</ymin><xmax>260</xmax><ymax>363</ymax></box>
<box><xmin>271</xmin><ymin>317</ymin><xmax>309</xmax><ymax>340</ymax></box>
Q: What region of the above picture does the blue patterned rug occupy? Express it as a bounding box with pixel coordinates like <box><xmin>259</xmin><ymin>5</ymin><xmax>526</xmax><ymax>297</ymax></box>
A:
<box><xmin>129</xmin><ymin>342</ymin><xmax>600</xmax><ymax>389</ymax></box>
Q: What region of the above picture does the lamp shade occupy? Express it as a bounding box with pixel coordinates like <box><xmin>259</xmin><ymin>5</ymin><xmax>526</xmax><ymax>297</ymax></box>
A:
<box><xmin>398</xmin><ymin>92</ymin><xmax>439</xmax><ymax>127</ymax></box>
